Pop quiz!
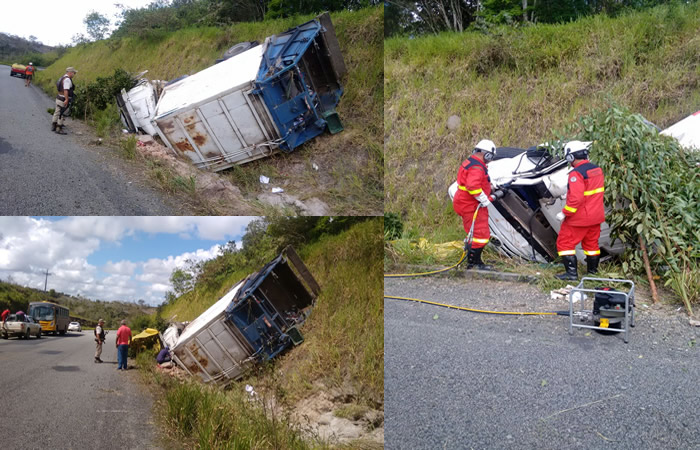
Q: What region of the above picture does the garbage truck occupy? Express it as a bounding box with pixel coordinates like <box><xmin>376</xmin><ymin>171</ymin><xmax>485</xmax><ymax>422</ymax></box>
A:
<box><xmin>169</xmin><ymin>246</ymin><xmax>320</xmax><ymax>386</ymax></box>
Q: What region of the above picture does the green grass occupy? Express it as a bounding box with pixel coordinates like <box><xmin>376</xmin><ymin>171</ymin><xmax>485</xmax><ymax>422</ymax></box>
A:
<box><xmin>34</xmin><ymin>7</ymin><xmax>383</xmax><ymax>215</ymax></box>
<box><xmin>385</xmin><ymin>1</ymin><xmax>700</xmax><ymax>240</ymax></box>
<box><xmin>140</xmin><ymin>220</ymin><xmax>383</xmax><ymax>447</ymax></box>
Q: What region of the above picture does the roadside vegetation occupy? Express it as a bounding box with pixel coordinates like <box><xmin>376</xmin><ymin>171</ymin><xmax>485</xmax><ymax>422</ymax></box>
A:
<box><xmin>34</xmin><ymin>6</ymin><xmax>383</xmax><ymax>215</ymax></box>
<box><xmin>385</xmin><ymin>1</ymin><xmax>700</xmax><ymax>311</ymax></box>
<box><xmin>133</xmin><ymin>217</ymin><xmax>383</xmax><ymax>447</ymax></box>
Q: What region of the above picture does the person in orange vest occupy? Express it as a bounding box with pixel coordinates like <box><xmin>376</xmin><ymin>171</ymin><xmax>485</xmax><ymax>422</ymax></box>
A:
<box><xmin>555</xmin><ymin>140</ymin><xmax>606</xmax><ymax>280</ymax></box>
<box><xmin>24</xmin><ymin>62</ymin><xmax>35</xmax><ymax>87</ymax></box>
<box><xmin>453</xmin><ymin>139</ymin><xmax>507</xmax><ymax>270</ymax></box>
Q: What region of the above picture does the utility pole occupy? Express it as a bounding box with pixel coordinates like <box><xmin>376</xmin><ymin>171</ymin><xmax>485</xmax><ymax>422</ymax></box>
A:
<box><xmin>43</xmin><ymin>269</ymin><xmax>51</xmax><ymax>292</ymax></box>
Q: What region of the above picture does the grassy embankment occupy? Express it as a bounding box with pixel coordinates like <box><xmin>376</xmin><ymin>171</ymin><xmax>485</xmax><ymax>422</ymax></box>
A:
<box><xmin>385</xmin><ymin>1</ymin><xmax>700</xmax><ymax>240</ymax></box>
<box><xmin>36</xmin><ymin>7</ymin><xmax>383</xmax><ymax>215</ymax></box>
<box><xmin>141</xmin><ymin>219</ymin><xmax>383</xmax><ymax>448</ymax></box>
<box><xmin>384</xmin><ymin>2</ymin><xmax>700</xmax><ymax>305</ymax></box>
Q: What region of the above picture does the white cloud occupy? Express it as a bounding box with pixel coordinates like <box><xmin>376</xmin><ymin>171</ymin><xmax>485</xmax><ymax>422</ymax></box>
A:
<box><xmin>0</xmin><ymin>217</ymin><xmax>250</xmax><ymax>306</ymax></box>
<box><xmin>103</xmin><ymin>260</ymin><xmax>138</xmax><ymax>275</ymax></box>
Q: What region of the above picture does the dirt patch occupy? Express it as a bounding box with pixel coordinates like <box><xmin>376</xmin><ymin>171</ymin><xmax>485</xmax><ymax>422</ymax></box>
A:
<box><xmin>290</xmin><ymin>388</ymin><xmax>383</xmax><ymax>447</ymax></box>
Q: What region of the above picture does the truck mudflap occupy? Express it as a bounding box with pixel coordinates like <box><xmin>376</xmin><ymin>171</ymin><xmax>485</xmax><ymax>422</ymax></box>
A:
<box><xmin>255</xmin><ymin>13</ymin><xmax>346</xmax><ymax>151</ymax></box>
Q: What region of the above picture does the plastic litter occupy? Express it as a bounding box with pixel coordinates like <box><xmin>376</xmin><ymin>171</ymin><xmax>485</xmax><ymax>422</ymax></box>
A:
<box><xmin>259</xmin><ymin>175</ymin><xmax>270</xmax><ymax>184</ymax></box>
<box><xmin>312</xmin><ymin>163</ymin><xmax>319</xmax><ymax>171</ymax></box>
<box><xmin>272</xmin><ymin>187</ymin><xmax>284</xmax><ymax>193</ymax></box>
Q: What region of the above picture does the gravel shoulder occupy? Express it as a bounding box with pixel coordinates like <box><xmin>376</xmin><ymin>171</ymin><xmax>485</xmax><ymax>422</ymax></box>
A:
<box><xmin>385</xmin><ymin>276</ymin><xmax>700</xmax><ymax>450</ymax></box>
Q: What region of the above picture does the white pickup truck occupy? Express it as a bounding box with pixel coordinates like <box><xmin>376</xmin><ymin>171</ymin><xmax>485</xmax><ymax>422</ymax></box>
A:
<box><xmin>1</xmin><ymin>314</ymin><xmax>42</xmax><ymax>339</ymax></box>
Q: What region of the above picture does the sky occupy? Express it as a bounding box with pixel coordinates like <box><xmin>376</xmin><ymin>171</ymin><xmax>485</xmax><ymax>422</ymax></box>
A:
<box><xmin>0</xmin><ymin>217</ymin><xmax>256</xmax><ymax>306</ymax></box>
<box><xmin>1</xmin><ymin>0</ymin><xmax>154</xmax><ymax>47</ymax></box>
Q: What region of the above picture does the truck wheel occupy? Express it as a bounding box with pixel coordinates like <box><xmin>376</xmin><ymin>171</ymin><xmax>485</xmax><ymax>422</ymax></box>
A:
<box><xmin>221</xmin><ymin>41</ymin><xmax>259</xmax><ymax>61</ymax></box>
<box><xmin>25</xmin><ymin>329</ymin><xmax>31</xmax><ymax>339</ymax></box>
<box><xmin>59</xmin><ymin>328</ymin><xmax>66</xmax><ymax>335</ymax></box>
<box><xmin>2</xmin><ymin>332</ymin><xmax>7</xmax><ymax>339</ymax></box>
<box><xmin>36</xmin><ymin>330</ymin><xmax>42</xmax><ymax>339</ymax></box>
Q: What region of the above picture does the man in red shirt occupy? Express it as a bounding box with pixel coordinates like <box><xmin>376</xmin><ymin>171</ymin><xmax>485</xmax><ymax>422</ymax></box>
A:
<box><xmin>453</xmin><ymin>139</ymin><xmax>506</xmax><ymax>270</ymax></box>
<box><xmin>555</xmin><ymin>141</ymin><xmax>605</xmax><ymax>280</ymax></box>
<box><xmin>116</xmin><ymin>320</ymin><xmax>132</xmax><ymax>370</ymax></box>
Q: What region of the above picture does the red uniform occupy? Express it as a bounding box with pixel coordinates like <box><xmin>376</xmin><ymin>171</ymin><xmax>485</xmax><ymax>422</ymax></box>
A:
<box><xmin>556</xmin><ymin>160</ymin><xmax>605</xmax><ymax>257</ymax></box>
<box><xmin>25</xmin><ymin>66</ymin><xmax>34</xmax><ymax>76</ymax></box>
<box><xmin>453</xmin><ymin>156</ymin><xmax>492</xmax><ymax>249</ymax></box>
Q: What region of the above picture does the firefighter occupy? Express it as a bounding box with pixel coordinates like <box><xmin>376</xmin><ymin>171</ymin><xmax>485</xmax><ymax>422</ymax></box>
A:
<box><xmin>24</xmin><ymin>62</ymin><xmax>34</xmax><ymax>87</ymax></box>
<box><xmin>555</xmin><ymin>140</ymin><xmax>605</xmax><ymax>280</ymax></box>
<box><xmin>453</xmin><ymin>139</ymin><xmax>506</xmax><ymax>270</ymax></box>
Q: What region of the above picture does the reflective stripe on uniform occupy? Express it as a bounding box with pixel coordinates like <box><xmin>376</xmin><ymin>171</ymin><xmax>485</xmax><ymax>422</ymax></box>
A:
<box><xmin>472</xmin><ymin>238</ymin><xmax>489</xmax><ymax>244</ymax></box>
<box><xmin>457</xmin><ymin>185</ymin><xmax>482</xmax><ymax>195</ymax></box>
<box><xmin>583</xmin><ymin>187</ymin><xmax>604</xmax><ymax>196</ymax></box>
<box><xmin>558</xmin><ymin>250</ymin><xmax>576</xmax><ymax>256</ymax></box>
<box><xmin>564</xmin><ymin>205</ymin><xmax>577</xmax><ymax>213</ymax></box>
<box><xmin>583</xmin><ymin>249</ymin><xmax>600</xmax><ymax>256</ymax></box>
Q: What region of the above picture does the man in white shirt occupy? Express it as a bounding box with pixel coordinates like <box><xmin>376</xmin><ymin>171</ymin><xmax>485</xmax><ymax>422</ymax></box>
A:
<box><xmin>51</xmin><ymin>67</ymin><xmax>77</xmax><ymax>135</ymax></box>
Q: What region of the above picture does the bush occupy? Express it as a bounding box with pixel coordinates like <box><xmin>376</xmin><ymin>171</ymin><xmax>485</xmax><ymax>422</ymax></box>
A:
<box><xmin>384</xmin><ymin>212</ymin><xmax>403</xmax><ymax>240</ymax></box>
<box><xmin>72</xmin><ymin>68</ymin><xmax>136</xmax><ymax>120</ymax></box>
<box><xmin>555</xmin><ymin>105</ymin><xmax>700</xmax><ymax>313</ymax></box>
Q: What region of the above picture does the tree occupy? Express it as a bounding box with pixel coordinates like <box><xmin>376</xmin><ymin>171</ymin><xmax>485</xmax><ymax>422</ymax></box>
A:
<box><xmin>169</xmin><ymin>268</ymin><xmax>194</xmax><ymax>296</ymax></box>
<box><xmin>84</xmin><ymin>11</ymin><xmax>111</xmax><ymax>41</ymax></box>
<box><xmin>386</xmin><ymin>1</ymin><xmax>480</xmax><ymax>34</ymax></box>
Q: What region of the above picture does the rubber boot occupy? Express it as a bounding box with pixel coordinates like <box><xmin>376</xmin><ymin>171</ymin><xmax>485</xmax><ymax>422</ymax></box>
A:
<box><xmin>555</xmin><ymin>255</ymin><xmax>578</xmax><ymax>281</ymax></box>
<box><xmin>51</xmin><ymin>122</ymin><xmax>57</xmax><ymax>132</ymax></box>
<box><xmin>586</xmin><ymin>256</ymin><xmax>600</xmax><ymax>274</ymax></box>
<box><xmin>55</xmin><ymin>125</ymin><xmax>67</xmax><ymax>135</ymax></box>
<box><xmin>467</xmin><ymin>247</ymin><xmax>493</xmax><ymax>271</ymax></box>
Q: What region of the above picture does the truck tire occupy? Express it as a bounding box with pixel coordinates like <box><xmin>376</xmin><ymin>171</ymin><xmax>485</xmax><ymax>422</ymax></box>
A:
<box><xmin>36</xmin><ymin>329</ymin><xmax>42</xmax><ymax>339</ymax></box>
<box><xmin>2</xmin><ymin>332</ymin><xmax>7</xmax><ymax>339</ymax></box>
<box><xmin>25</xmin><ymin>329</ymin><xmax>31</xmax><ymax>340</ymax></box>
<box><xmin>59</xmin><ymin>328</ymin><xmax>66</xmax><ymax>335</ymax></box>
<box><xmin>221</xmin><ymin>41</ymin><xmax>259</xmax><ymax>61</ymax></box>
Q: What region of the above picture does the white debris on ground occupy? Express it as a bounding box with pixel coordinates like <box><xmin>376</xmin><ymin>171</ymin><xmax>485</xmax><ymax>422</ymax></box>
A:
<box><xmin>259</xmin><ymin>175</ymin><xmax>270</xmax><ymax>184</ymax></box>
<box><xmin>550</xmin><ymin>285</ymin><xmax>587</xmax><ymax>303</ymax></box>
<box><xmin>133</xmin><ymin>135</ymin><xmax>330</xmax><ymax>214</ymax></box>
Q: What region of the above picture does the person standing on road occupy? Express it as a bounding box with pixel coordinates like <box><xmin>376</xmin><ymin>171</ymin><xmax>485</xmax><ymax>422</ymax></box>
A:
<box><xmin>452</xmin><ymin>139</ymin><xmax>507</xmax><ymax>271</ymax></box>
<box><xmin>24</xmin><ymin>63</ymin><xmax>35</xmax><ymax>87</ymax></box>
<box><xmin>94</xmin><ymin>319</ymin><xmax>105</xmax><ymax>363</ymax></box>
<box><xmin>555</xmin><ymin>140</ymin><xmax>605</xmax><ymax>281</ymax></box>
<box><xmin>1</xmin><ymin>309</ymin><xmax>9</xmax><ymax>322</ymax></box>
<box><xmin>116</xmin><ymin>320</ymin><xmax>132</xmax><ymax>371</ymax></box>
<box><xmin>51</xmin><ymin>67</ymin><xmax>77</xmax><ymax>135</ymax></box>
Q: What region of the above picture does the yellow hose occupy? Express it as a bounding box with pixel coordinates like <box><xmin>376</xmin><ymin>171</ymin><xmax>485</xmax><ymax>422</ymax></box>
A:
<box><xmin>384</xmin><ymin>251</ymin><xmax>467</xmax><ymax>278</ymax></box>
<box><xmin>384</xmin><ymin>295</ymin><xmax>560</xmax><ymax>316</ymax></box>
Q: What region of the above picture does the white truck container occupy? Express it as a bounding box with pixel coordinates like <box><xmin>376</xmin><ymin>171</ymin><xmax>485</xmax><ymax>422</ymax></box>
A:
<box><xmin>150</xmin><ymin>45</ymin><xmax>282</xmax><ymax>171</ymax></box>
<box><xmin>170</xmin><ymin>246</ymin><xmax>320</xmax><ymax>386</ymax></box>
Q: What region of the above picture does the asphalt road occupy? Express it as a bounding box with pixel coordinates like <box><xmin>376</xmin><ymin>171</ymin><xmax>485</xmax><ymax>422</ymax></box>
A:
<box><xmin>0</xmin><ymin>331</ymin><xmax>160</xmax><ymax>449</ymax></box>
<box><xmin>385</xmin><ymin>276</ymin><xmax>700</xmax><ymax>450</ymax></box>
<box><xmin>0</xmin><ymin>65</ymin><xmax>175</xmax><ymax>215</ymax></box>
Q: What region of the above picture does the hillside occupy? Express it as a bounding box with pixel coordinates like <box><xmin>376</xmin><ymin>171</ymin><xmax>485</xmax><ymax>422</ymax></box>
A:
<box><xmin>160</xmin><ymin>218</ymin><xmax>383</xmax><ymax>404</ymax></box>
<box><xmin>385</xmin><ymin>1</ymin><xmax>700</xmax><ymax>238</ymax></box>
<box><xmin>0</xmin><ymin>281</ymin><xmax>154</xmax><ymax>329</ymax></box>
<box><xmin>35</xmin><ymin>7</ymin><xmax>383</xmax><ymax>215</ymax></box>
<box><xmin>0</xmin><ymin>32</ymin><xmax>53</xmax><ymax>59</ymax></box>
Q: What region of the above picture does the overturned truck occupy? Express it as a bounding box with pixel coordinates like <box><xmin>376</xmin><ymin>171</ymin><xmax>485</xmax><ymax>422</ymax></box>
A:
<box><xmin>119</xmin><ymin>13</ymin><xmax>346</xmax><ymax>172</ymax></box>
<box><xmin>168</xmin><ymin>246</ymin><xmax>320</xmax><ymax>386</ymax></box>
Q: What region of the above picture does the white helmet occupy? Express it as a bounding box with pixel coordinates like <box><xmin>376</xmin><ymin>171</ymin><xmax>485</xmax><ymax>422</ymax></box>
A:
<box><xmin>474</xmin><ymin>139</ymin><xmax>496</xmax><ymax>161</ymax></box>
<box><xmin>28</xmin><ymin>62</ymin><xmax>33</xmax><ymax>65</ymax></box>
<box><xmin>564</xmin><ymin>140</ymin><xmax>592</xmax><ymax>163</ymax></box>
